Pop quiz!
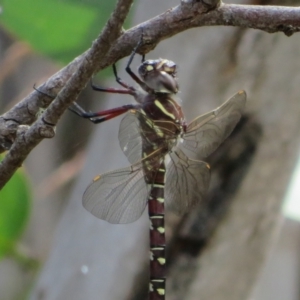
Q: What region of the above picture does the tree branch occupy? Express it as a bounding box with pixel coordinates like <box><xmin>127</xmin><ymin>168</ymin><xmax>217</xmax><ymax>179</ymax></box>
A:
<box><xmin>1</xmin><ymin>0</ymin><xmax>300</xmax><ymax>187</ymax></box>
<box><xmin>0</xmin><ymin>0</ymin><xmax>134</xmax><ymax>189</ymax></box>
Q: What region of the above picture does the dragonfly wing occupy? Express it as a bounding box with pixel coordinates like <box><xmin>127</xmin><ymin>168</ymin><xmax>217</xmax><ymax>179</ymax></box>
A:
<box><xmin>182</xmin><ymin>90</ymin><xmax>246</xmax><ymax>159</ymax></box>
<box><xmin>83</xmin><ymin>163</ymin><xmax>149</xmax><ymax>224</ymax></box>
<box><xmin>119</xmin><ymin>111</ymin><xmax>143</xmax><ymax>164</ymax></box>
<box><xmin>165</xmin><ymin>147</ymin><xmax>211</xmax><ymax>215</ymax></box>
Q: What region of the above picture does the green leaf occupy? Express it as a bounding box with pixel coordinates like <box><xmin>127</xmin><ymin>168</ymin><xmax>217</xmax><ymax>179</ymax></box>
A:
<box><xmin>0</xmin><ymin>0</ymin><xmax>118</xmax><ymax>63</ymax></box>
<box><xmin>0</xmin><ymin>155</ymin><xmax>31</xmax><ymax>259</ymax></box>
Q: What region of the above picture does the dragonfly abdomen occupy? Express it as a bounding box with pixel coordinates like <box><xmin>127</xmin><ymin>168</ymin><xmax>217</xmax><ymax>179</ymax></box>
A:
<box><xmin>148</xmin><ymin>162</ymin><xmax>166</xmax><ymax>300</ymax></box>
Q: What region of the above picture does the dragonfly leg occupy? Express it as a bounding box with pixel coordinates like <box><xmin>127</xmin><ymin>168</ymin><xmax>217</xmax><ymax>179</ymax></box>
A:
<box><xmin>125</xmin><ymin>33</ymin><xmax>151</xmax><ymax>93</ymax></box>
<box><xmin>90</xmin><ymin>78</ymin><xmax>135</xmax><ymax>95</ymax></box>
<box><xmin>91</xmin><ymin>61</ymin><xmax>140</xmax><ymax>95</ymax></box>
<box><xmin>112</xmin><ymin>64</ymin><xmax>135</xmax><ymax>90</ymax></box>
<box><xmin>91</xmin><ymin>32</ymin><xmax>149</xmax><ymax>95</ymax></box>
<box><xmin>69</xmin><ymin>102</ymin><xmax>139</xmax><ymax>124</ymax></box>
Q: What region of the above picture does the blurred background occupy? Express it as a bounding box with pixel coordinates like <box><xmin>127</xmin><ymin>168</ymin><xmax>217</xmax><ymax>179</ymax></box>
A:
<box><xmin>1</xmin><ymin>0</ymin><xmax>300</xmax><ymax>299</ymax></box>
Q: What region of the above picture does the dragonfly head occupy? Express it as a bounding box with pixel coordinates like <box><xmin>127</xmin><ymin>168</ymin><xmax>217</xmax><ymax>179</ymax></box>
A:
<box><xmin>138</xmin><ymin>59</ymin><xmax>179</xmax><ymax>94</ymax></box>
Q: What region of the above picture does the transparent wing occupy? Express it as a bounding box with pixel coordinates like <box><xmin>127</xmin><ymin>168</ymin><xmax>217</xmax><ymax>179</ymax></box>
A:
<box><xmin>182</xmin><ymin>90</ymin><xmax>246</xmax><ymax>159</ymax></box>
<box><xmin>83</xmin><ymin>163</ymin><xmax>149</xmax><ymax>224</ymax></box>
<box><xmin>119</xmin><ymin>110</ymin><xmax>180</xmax><ymax>164</ymax></box>
<box><xmin>119</xmin><ymin>111</ymin><xmax>143</xmax><ymax>164</ymax></box>
<box><xmin>165</xmin><ymin>147</ymin><xmax>211</xmax><ymax>215</ymax></box>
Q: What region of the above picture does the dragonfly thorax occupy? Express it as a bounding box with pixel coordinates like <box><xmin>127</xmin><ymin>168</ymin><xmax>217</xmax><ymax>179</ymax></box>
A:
<box><xmin>141</xmin><ymin>93</ymin><xmax>185</xmax><ymax>122</ymax></box>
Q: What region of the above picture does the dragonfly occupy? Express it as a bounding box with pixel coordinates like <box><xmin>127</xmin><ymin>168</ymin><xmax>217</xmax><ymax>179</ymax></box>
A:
<box><xmin>70</xmin><ymin>38</ymin><xmax>246</xmax><ymax>300</ymax></box>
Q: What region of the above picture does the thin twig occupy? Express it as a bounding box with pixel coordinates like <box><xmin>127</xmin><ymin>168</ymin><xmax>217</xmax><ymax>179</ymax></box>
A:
<box><xmin>0</xmin><ymin>0</ymin><xmax>134</xmax><ymax>189</ymax></box>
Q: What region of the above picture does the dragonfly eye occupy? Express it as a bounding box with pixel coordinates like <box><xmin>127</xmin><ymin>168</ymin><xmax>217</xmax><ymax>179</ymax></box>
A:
<box><xmin>138</xmin><ymin>60</ymin><xmax>156</xmax><ymax>78</ymax></box>
<box><xmin>160</xmin><ymin>60</ymin><xmax>177</xmax><ymax>77</ymax></box>
<box><xmin>138</xmin><ymin>59</ymin><xmax>177</xmax><ymax>77</ymax></box>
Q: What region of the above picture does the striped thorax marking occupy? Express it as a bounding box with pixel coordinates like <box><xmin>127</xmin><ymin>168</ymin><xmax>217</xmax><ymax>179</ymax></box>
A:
<box><xmin>142</xmin><ymin>113</ymin><xmax>165</xmax><ymax>137</ymax></box>
<box><xmin>154</xmin><ymin>100</ymin><xmax>176</xmax><ymax>120</ymax></box>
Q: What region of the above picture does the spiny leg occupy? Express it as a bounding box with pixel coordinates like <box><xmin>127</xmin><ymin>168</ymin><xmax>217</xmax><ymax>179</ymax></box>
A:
<box><xmin>91</xmin><ymin>61</ymin><xmax>137</xmax><ymax>94</ymax></box>
<box><xmin>90</xmin><ymin>78</ymin><xmax>135</xmax><ymax>95</ymax></box>
<box><xmin>91</xmin><ymin>35</ymin><xmax>144</xmax><ymax>95</ymax></box>
<box><xmin>91</xmin><ymin>32</ymin><xmax>148</xmax><ymax>95</ymax></box>
<box><xmin>69</xmin><ymin>102</ymin><xmax>139</xmax><ymax>124</ymax></box>
<box><xmin>112</xmin><ymin>64</ymin><xmax>135</xmax><ymax>90</ymax></box>
<box><xmin>125</xmin><ymin>33</ymin><xmax>151</xmax><ymax>93</ymax></box>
